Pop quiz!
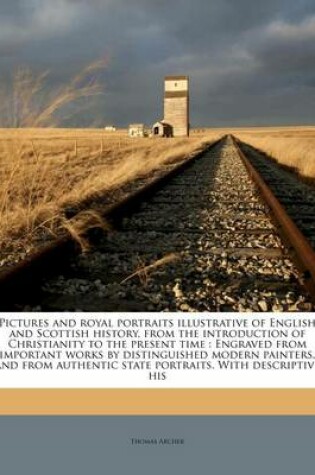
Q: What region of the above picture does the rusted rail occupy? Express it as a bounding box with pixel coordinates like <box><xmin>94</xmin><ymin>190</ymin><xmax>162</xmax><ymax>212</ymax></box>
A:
<box><xmin>232</xmin><ymin>135</ymin><xmax>315</xmax><ymax>299</ymax></box>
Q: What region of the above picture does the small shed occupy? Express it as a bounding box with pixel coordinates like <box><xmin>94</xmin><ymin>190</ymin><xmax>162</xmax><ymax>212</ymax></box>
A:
<box><xmin>152</xmin><ymin>121</ymin><xmax>173</xmax><ymax>138</ymax></box>
<box><xmin>128</xmin><ymin>123</ymin><xmax>145</xmax><ymax>138</ymax></box>
<box><xmin>104</xmin><ymin>126</ymin><xmax>116</xmax><ymax>132</ymax></box>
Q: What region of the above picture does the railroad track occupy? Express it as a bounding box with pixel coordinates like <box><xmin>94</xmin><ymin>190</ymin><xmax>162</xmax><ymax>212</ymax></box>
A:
<box><xmin>1</xmin><ymin>135</ymin><xmax>315</xmax><ymax>312</ymax></box>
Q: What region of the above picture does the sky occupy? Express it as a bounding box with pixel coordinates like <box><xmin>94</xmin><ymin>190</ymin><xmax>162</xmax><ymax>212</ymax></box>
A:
<box><xmin>0</xmin><ymin>0</ymin><xmax>315</xmax><ymax>127</ymax></box>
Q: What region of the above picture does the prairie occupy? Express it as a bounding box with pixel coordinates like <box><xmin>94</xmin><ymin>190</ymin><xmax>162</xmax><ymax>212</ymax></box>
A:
<box><xmin>1</xmin><ymin>124</ymin><xmax>314</xmax><ymax>267</ymax></box>
<box><xmin>212</xmin><ymin>126</ymin><xmax>315</xmax><ymax>180</ymax></box>
<box><xmin>0</xmin><ymin>128</ymin><xmax>220</xmax><ymax>265</ymax></box>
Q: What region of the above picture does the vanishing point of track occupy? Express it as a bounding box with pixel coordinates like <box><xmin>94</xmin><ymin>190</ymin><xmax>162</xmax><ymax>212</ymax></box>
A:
<box><xmin>1</xmin><ymin>135</ymin><xmax>315</xmax><ymax>312</ymax></box>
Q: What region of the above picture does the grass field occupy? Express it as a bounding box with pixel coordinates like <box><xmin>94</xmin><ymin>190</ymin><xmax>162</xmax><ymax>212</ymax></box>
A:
<box><xmin>193</xmin><ymin>125</ymin><xmax>315</xmax><ymax>180</ymax></box>
<box><xmin>1</xmin><ymin>125</ymin><xmax>314</xmax><ymax>265</ymax></box>
<box><xmin>225</xmin><ymin>126</ymin><xmax>315</xmax><ymax>180</ymax></box>
<box><xmin>0</xmin><ymin>128</ymin><xmax>220</xmax><ymax>263</ymax></box>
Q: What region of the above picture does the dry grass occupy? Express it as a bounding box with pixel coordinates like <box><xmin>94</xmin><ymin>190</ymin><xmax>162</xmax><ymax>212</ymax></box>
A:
<box><xmin>227</xmin><ymin>126</ymin><xmax>315</xmax><ymax>179</ymax></box>
<box><xmin>61</xmin><ymin>210</ymin><xmax>112</xmax><ymax>253</ymax></box>
<box><xmin>1</xmin><ymin>61</ymin><xmax>106</xmax><ymax>128</ymax></box>
<box><xmin>0</xmin><ymin>128</ymin><xmax>220</xmax><ymax>261</ymax></box>
<box><xmin>120</xmin><ymin>253</ymin><xmax>180</xmax><ymax>286</ymax></box>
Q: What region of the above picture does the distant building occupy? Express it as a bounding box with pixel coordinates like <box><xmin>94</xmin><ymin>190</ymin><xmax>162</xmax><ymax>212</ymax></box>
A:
<box><xmin>128</xmin><ymin>123</ymin><xmax>145</xmax><ymax>138</ymax></box>
<box><xmin>164</xmin><ymin>76</ymin><xmax>189</xmax><ymax>137</ymax></box>
<box><xmin>104</xmin><ymin>126</ymin><xmax>116</xmax><ymax>132</ymax></box>
<box><xmin>152</xmin><ymin>120</ymin><xmax>173</xmax><ymax>138</ymax></box>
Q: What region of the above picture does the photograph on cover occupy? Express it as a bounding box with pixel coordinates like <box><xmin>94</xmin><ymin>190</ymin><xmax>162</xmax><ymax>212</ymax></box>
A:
<box><xmin>0</xmin><ymin>1</ymin><xmax>314</xmax><ymax>314</ymax></box>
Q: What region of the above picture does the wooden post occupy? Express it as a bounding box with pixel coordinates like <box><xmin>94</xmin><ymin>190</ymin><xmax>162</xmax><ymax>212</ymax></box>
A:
<box><xmin>31</xmin><ymin>140</ymin><xmax>39</xmax><ymax>161</ymax></box>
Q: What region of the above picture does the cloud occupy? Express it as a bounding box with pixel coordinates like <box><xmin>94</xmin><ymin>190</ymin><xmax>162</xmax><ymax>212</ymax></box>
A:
<box><xmin>266</xmin><ymin>15</ymin><xmax>315</xmax><ymax>40</ymax></box>
<box><xmin>0</xmin><ymin>0</ymin><xmax>315</xmax><ymax>125</ymax></box>
<box><xmin>0</xmin><ymin>0</ymin><xmax>90</xmax><ymax>47</ymax></box>
<box><xmin>230</xmin><ymin>14</ymin><xmax>315</xmax><ymax>83</ymax></box>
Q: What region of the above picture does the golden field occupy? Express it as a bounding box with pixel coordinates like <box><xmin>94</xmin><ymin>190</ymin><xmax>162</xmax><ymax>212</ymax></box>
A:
<box><xmin>1</xmin><ymin>125</ymin><xmax>315</xmax><ymax>264</ymax></box>
<box><xmin>214</xmin><ymin>126</ymin><xmax>315</xmax><ymax>180</ymax></box>
<box><xmin>0</xmin><ymin>128</ymin><xmax>219</xmax><ymax>262</ymax></box>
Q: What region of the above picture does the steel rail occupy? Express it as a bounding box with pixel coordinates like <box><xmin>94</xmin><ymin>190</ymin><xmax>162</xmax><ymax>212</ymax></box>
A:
<box><xmin>232</xmin><ymin>135</ymin><xmax>315</xmax><ymax>299</ymax></box>
<box><xmin>0</xmin><ymin>137</ymin><xmax>225</xmax><ymax>310</ymax></box>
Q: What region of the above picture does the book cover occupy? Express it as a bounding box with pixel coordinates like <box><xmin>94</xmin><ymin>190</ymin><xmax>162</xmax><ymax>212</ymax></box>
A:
<box><xmin>1</xmin><ymin>1</ymin><xmax>315</xmax><ymax>474</ymax></box>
